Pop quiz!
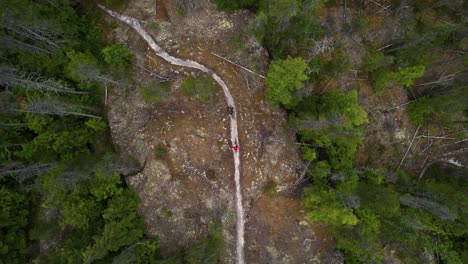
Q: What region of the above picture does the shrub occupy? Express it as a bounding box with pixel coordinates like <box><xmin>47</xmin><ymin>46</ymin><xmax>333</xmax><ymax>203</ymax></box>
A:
<box><xmin>227</xmin><ymin>35</ymin><xmax>243</xmax><ymax>52</ymax></box>
<box><xmin>214</xmin><ymin>0</ymin><xmax>259</xmax><ymax>11</ymax></box>
<box><xmin>104</xmin><ymin>0</ymin><xmax>127</xmax><ymax>9</ymax></box>
<box><xmin>394</xmin><ymin>65</ymin><xmax>425</xmax><ymax>87</ymax></box>
<box><xmin>264</xmin><ymin>180</ymin><xmax>277</xmax><ymax>196</ymax></box>
<box><xmin>102</xmin><ymin>44</ymin><xmax>132</xmax><ymax>71</ymax></box>
<box><xmin>206</xmin><ymin>169</ymin><xmax>216</xmax><ymax>181</ymax></box>
<box><xmin>154</xmin><ymin>143</ymin><xmax>167</xmax><ymax>159</ymax></box>
<box><xmin>181</xmin><ymin>76</ymin><xmax>216</xmax><ymax>102</ymax></box>
<box><xmin>147</xmin><ymin>19</ymin><xmax>159</xmax><ymax>30</ymax></box>
<box><xmin>161</xmin><ymin>207</ymin><xmax>172</xmax><ymax>217</ymax></box>
<box><xmin>266</xmin><ymin>57</ymin><xmax>309</xmax><ymax>108</ymax></box>
<box><xmin>141</xmin><ymin>81</ymin><xmax>171</xmax><ymax>103</ymax></box>
<box><xmin>372</xmin><ymin>69</ymin><xmax>394</xmax><ymax>91</ymax></box>
<box><xmin>361</xmin><ymin>50</ymin><xmax>385</xmax><ymax>72</ymax></box>
<box><xmin>184</xmin><ymin>224</ymin><xmax>224</xmax><ymax>264</ymax></box>
<box><xmin>352</xmin><ymin>16</ymin><xmax>369</xmax><ymax>33</ymax></box>
<box><xmin>324</xmin><ymin>54</ymin><xmax>353</xmax><ymax>75</ymax></box>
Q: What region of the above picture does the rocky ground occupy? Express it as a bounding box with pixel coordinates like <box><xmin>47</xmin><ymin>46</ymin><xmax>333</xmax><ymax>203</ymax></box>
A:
<box><xmin>104</xmin><ymin>0</ymin><xmax>334</xmax><ymax>263</ymax></box>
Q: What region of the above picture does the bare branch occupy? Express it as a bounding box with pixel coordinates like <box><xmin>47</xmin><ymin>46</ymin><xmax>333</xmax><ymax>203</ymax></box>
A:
<box><xmin>211</xmin><ymin>52</ymin><xmax>265</xmax><ymax>79</ymax></box>
<box><xmin>397</xmin><ymin>125</ymin><xmax>421</xmax><ymax>170</ymax></box>
<box><xmin>0</xmin><ymin>66</ymin><xmax>88</xmax><ymax>94</ymax></box>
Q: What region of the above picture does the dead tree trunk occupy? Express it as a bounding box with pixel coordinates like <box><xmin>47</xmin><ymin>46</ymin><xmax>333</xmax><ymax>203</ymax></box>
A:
<box><xmin>0</xmin><ymin>66</ymin><xmax>88</xmax><ymax>94</ymax></box>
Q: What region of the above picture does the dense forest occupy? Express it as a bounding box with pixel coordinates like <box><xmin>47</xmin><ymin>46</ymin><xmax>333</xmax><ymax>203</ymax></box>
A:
<box><xmin>214</xmin><ymin>0</ymin><xmax>467</xmax><ymax>263</ymax></box>
<box><xmin>1</xmin><ymin>0</ymin><xmax>467</xmax><ymax>263</ymax></box>
<box><xmin>0</xmin><ymin>0</ymin><xmax>223</xmax><ymax>263</ymax></box>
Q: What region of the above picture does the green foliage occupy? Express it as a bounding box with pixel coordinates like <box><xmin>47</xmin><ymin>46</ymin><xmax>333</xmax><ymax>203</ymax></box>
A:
<box><xmin>324</xmin><ymin>54</ymin><xmax>353</xmax><ymax>75</ymax></box>
<box><xmin>112</xmin><ymin>240</ymin><xmax>159</xmax><ymax>264</ymax></box>
<box><xmin>301</xmin><ymin>147</ymin><xmax>316</xmax><ymax>161</ymax></box>
<box><xmin>40</xmin><ymin>156</ymin><xmax>155</xmax><ymax>263</ymax></box>
<box><xmin>147</xmin><ymin>19</ymin><xmax>159</xmax><ymax>30</ymax></box>
<box><xmin>319</xmin><ymin>90</ymin><xmax>368</xmax><ymax>127</ymax></box>
<box><xmin>372</xmin><ymin>65</ymin><xmax>426</xmax><ymax>92</ymax></box>
<box><xmin>104</xmin><ymin>0</ymin><xmax>128</xmax><ymax>11</ymax></box>
<box><xmin>264</xmin><ymin>180</ymin><xmax>277</xmax><ymax>196</ymax></box>
<box><xmin>83</xmin><ymin>190</ymin><xmax>145</xmax><ymax>263</ymax></box>
<box><xmin>90</xmin><ymin>172</ymin><xmax>122</xmax><ymax>201</ymax></box>
<box><xmin>206</xmin><ymin>169</ymin><xmax>216</xmax><ymax>181</ymax></box>
<box><xmin>154</xmin><ymin>143</ymin><xmax>167</xmax><ymax>159</ymax></box>
<box><xmin>252</xmin><ymin>0</ymin><xmax>326</xmax><ymax>58</ymax></box>
<box><xmin>309</xmin><ymin>161</ymin><xmax>331</xmax><ymax>180</ymax></box>
<box><xmin>0</xmin><ymin>1</ymin><xmax>157</xmax><ymax>263</ymax></box>
<box><xmin>85</xmin><ymin>119</ymin><xmax>108</xmax><ymax>133</ymax></box>
<box><xmin>304</xmin><ymin>186</ymin><xmax>359</xmax><ymax>227</ymax></box>
<box><xmin>361</xmin><ymin>50</ymin><xmax>386</xmax><ymax>72</ymax></box>
<box><xmin>394</xmin><ymin>65</ymin><xmax>425</xmax><ymax>87</ymax></box>
<box><xmin>407</xmin><ymin>89</ymin><xmax>467</xmax><ymax>126</ymax></box>
<box><xmin>266</xmin><ymin>57</ymin><xmax>309</xmax><ymax>108</ymax></box>
<box><xmin>184</xmin><ymin>224</ymin><xmax>224</xmax><ymax>264</ymax></box>
<box><xmin>102</xmin><ymin>44</ymin><xmax>132</xmax><ymax>71</ymax></box>
<box><xmin>227</xmin><ymin>35</ymin><xmax>244</xmax><ymax>52</ymax></box>
<box><xmin>17</xmin><ymin>119</ymin><xmax>96</xmax><ymax>162</ymax></box>
<box><xmin>141</xmin><ymin>81</ymin><xmax>171</xmax><ymax>103</ymax></box>
<box><xmin>334</xmin><ymin>209</ymin><xmax>383</xmax><ymax>263</ymax></box>
<box><xmin>160</xmin><ymin>207</ymin><xmax>172</xmax><ymax>217</ymax></box>
<box><xmin>407</xmin><ymin>97</ymin><xmax>434</xmax><ymax>125</ymax></box>
<box><xmin>351</xmin><ymin>16</ymin><xmax>369</xmax><ymax>33</ymax></box>
<box><xmin>372</xmin><ymin>69</ymin><xmax>395</xmax><ymax>91</ymax></box>
<box><xmin>358</xmin><ymin>183</ymin><xmax>400</xmax><ymax>217</ymax></box>
<box><xmin>214</xmin><ymin>0</ymin><xmax>258</xmax><ymax>11</ymax></box>
<box><xmin>181</xmin><ymin>76</ymin><xmax>216</xmax><ymax>102</ymax></box>
<box><xmin>65</xmin><ymin>51</ymin><xmax>98</xmax><ymax>81</ymax></box>
<box><xmin>0</xmin><ymin>187</ymin><xmax>29</xmax><ymax>264</ymax></box>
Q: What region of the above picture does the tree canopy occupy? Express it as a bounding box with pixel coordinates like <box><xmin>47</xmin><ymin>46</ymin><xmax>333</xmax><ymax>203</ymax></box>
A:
<box><xmin>265</xmin><ymin>57</ymin><xmax>309</xmax><ymax>108</ymax></box>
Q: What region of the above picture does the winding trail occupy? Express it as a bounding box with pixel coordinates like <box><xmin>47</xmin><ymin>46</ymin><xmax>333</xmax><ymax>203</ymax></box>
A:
<box><xmin>98</xmin><ymin>5</ymin><xmax>245</xmax><ymax>264</ymax></box>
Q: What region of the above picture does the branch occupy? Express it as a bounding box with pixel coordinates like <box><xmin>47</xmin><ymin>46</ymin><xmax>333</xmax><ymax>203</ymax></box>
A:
<box><xmin>397</xmin><ymin>125</ymin><xmax>420</xmax><ymax>170</ymax></box>
<box><xmin>211</xmin><ymin>52</ymin><xmax>265</xmax><ymax>79</ymax></box>
<box><xmin>415</xmin><ymin>135</ymin><xmax>455</xmax><ymax>140</ymax></box>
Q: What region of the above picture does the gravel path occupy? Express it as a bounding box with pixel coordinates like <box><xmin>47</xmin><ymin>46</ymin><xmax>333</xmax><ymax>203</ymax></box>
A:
<box><xmin>98</xmin><ymin>4</ymin><xmax>245</xmax><ymax>263</ymax></box>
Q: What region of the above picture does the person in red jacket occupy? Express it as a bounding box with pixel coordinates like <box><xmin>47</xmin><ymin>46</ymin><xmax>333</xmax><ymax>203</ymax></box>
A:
<box><xmin>232</xmin><ymin>144</ymin><xmax>239</xmax><ymax>151</ymax></box>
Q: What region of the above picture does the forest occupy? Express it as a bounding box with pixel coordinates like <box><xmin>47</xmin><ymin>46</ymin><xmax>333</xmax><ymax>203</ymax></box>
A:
<box><xmin>216</xmin><ymin>0</ymin><xmax>467</xmax><ymax>263</ymax></box>
<box><xmin>1</xmin><ymin>0</ymin><xmax>467</xmax><ymax>263</ymax></box>
<box><xmin>0</xmin><ymin>0</ymin><xmax>223</xmax><ymax>263</ymax></box>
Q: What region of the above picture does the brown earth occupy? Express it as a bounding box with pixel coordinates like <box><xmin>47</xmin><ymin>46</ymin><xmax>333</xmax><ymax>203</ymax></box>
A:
<box><xmin>104</xmin><ymin>0</ymin><xmax>334</xmax><ymax>263</ymax></box>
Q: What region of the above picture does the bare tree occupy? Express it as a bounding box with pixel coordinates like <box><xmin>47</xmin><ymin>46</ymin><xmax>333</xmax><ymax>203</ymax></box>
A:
<box><xmin>300</xmin><ymin>116</ymin><xmax>347</xmax><ymax>130</ymax></box>
<box><xmin>74</xmin><ymin>64</ymin><xmax>133</xmax><ymax>89</ymax></box>
<box><xmin>0</xmin><ymin>22</ymin><xmax>61</xmax><ymax>50</ymax></box>
<box><xmin>95</xmin><ymin>153</ymin><xmax>141</xmax><ymax>176</ymax></box>
<box><xmin>0</xmin><ymin>101</ymin><xmax>20</xmax><ymax>115</ymax></box>
<box><xmin>24</xmin><ymin>96</ymin><xmax>101</xmax><ymax>119</ymax></box>
<box><xmin>0</xmin><ymin>122</ymin><xmax>29</xmax><ymax>127</ymax></box>
<box><xmin>112</xmin><ymin>241</ymin><xmax>146</xmax><ymax>264</ymax></box>
<box><xmin>0</xmin><ymin>13</ymin><xmax>65</xmax><ymax>55</ymax></box>
<box><xmin>0</xmin><ymin>35</ymin><xmax>55</xmax><ymax>55</ymax></box>
<box><xmin>399</xmin><ymin>194</ymin><xmax>455</xmax><ymax>221</ymax></box>
<box><xmin>0</xmin><ymin>162</ymin><xmax>55</xmax><ymax>183</ymax></box>
<box><xmin>50</xmin><ymin>165</ymin><xmax>94</xmax><ymax>188</ymax></box>
<box><xmin>0</xmin><ymin>66</ymin><xmax>89</xmax><ymax>94</ymax></box>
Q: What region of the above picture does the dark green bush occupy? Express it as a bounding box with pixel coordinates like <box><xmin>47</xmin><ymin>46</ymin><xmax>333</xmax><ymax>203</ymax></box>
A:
<box><xmin>154</xmin><ymin>143</ymin><xmax>167</xmax><ymax>159</ymax></box>
<box><xmin>213</xmin><ymin>0</ymin><xmax>258</xmax><ymax>12</ymax></box>
<box><xmin>264</xmin><ymin>180</ymin><xmax>277</xmax><ymax>196</ymax></box>
<box><xmin>141</xmin><ymin>81</ymin><xmax>172</xmax><ymax>103</ymax></box>
<box><xmin>206</xmin><ymin>169</ymin><xmax>216</xmax><ymax>181</ymax></box>
<box><xmin>181</xmin><ymin>76</ymin><xmax>216</xmax><ymax>102</ymax></box>
<box><xmin>102</xmin><ymin>43</ymin><xmax>132</xmax><ymax>71</ymax></box>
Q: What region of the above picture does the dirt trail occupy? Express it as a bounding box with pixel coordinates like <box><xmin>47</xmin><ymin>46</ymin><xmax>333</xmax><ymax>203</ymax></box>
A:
<box><xmin>98</xmin><ymin>4</ymin><xmax>245</xmax><ymax>264</ymax></box>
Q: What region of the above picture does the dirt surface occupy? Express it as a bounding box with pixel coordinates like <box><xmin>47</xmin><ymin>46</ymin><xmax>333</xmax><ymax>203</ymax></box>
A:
<box><xmin>104</xmin><ymin>0</ymin><xmax>334</xmax><ymax>262</ymax></box>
